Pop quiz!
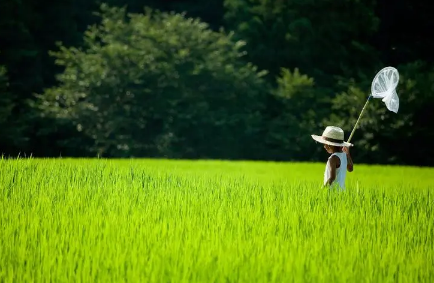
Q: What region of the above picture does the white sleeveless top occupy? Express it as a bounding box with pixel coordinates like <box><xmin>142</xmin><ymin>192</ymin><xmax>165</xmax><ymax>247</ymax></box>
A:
<box><xmin>324</xmin><ymin>152</ymin><xmax>347</xmax><ymax>189</ymax></box>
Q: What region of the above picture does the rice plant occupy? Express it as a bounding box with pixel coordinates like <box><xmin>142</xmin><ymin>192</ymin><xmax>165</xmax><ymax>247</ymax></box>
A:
<box><xmin>1</xmin><ymin>158</ymin><xmax>433</xmax><ymax>282</ymax></box>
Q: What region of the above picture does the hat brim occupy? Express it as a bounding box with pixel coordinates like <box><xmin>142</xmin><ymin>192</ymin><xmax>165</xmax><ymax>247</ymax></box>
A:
<box><xmin>311</xmin><ymin>135</ymin><xmax>353</xmax><ymax>147</ymax></box>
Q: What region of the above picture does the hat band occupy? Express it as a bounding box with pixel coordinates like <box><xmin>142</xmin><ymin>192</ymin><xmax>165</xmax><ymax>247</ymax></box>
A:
<box><xmin>322</xmin><ymin>136</ymin><xmax>344</xmax><ymax>143</ymax></box>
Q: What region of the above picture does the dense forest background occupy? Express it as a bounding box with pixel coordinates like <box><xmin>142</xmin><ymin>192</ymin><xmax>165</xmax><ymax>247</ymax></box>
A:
<box><xmin>0</xmin><ymin>0</ymin><xmax>433</xmax><ymax>165</ymax></box>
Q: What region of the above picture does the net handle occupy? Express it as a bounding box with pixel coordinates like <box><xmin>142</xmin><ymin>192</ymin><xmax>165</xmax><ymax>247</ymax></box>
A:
<box><xmin>347</xmin><ymin>95</ymin><xmax>372</xmax><ymax>144</ymax></box>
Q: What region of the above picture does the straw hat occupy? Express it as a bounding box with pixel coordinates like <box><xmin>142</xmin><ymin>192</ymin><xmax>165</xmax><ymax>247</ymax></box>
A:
<box><xmin>311</xmin><ymin>126</ymin><xmax>353</xmax><ymax>147</ymax></box>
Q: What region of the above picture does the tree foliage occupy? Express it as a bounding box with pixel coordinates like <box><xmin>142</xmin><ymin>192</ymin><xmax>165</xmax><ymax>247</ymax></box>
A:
<box><xmin>224</xmin><ymin>0</ymin><xmax>380</xmax><ymax>85</ymax></box>
<box><xmin>263</xmin><ymin>68</ymin><xmax>322</xmax><ymax>160</ymax></box>
<box><xmin>0</xmin><ymin>0</ymin><xmax>433</xmax><ymax>165</ymax></box>
<box><xmin>39</xmin><ymin>5</ymin><xmax>269</xmax><ymax>158</ymax></box>
<box><xmin>0</xmin><ymin>65</ymin><xmax>25</xmax><ymax>155</ymax></box>
<box><xmin>0</xmin><ymin>66</ymin><xmax>12</xmax><ymax>124</ymax></box>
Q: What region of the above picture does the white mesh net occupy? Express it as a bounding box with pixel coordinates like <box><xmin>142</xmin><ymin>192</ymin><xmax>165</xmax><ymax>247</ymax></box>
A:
<box><xmin>370</xmin><ymin>67</ymin><xmax>400</xmax><ymax>113</ymax></box>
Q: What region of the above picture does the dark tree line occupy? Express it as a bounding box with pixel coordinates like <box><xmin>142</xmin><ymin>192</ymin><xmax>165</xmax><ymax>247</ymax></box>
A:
<box><xmin>0</xmin><ymin>0</ymin><xmax>433</xmax><ymax>165</ymax></box>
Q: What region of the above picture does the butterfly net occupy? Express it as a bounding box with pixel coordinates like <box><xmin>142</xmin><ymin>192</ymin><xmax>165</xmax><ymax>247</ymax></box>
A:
<box><xmin>370</xmin><ymin>67</ymin><xmax>400</xmax><ymax>113</ymax></box>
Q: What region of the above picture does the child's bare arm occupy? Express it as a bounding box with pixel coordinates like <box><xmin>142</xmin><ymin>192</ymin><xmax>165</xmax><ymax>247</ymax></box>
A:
<box><xmin>343</xmin><ymin>147</ymin><xmax>354</xmax><ymax>172</ymax></box>
<box><xmin>325</xmin><ymin>156</ymin><xmax>338</xmax><ymax>186</ymax></box>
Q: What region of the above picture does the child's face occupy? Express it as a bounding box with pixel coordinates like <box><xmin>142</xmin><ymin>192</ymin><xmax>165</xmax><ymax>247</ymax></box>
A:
<box><xmin>324</xmin><ymin>144</ymin><xmax>333</xmax><ymax>154</ymax></box>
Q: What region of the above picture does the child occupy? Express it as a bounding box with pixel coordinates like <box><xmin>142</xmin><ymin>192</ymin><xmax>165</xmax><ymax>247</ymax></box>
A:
<box><xmin>311</xmin><ymin>126</ymin><xmax>354</xmax><ymax>189</ymax></box>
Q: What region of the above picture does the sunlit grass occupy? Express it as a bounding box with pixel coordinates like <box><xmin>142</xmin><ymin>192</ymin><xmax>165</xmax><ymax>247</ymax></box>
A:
<box><xmin>1</xmin><ymin>158</ymin><xmax>433</xmax><ymax>282</ymax></box>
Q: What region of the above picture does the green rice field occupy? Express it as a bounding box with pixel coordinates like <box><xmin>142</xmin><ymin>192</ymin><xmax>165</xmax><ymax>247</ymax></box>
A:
<box><xmin>1</xmin><ymin>158</ymin><xmax>433</xmax><ymax>282</ymax></box>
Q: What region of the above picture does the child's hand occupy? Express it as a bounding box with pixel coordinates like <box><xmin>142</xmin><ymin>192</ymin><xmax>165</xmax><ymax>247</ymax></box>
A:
<box><xmin>343</xmin><ymin>146</ymin><xmax>354</xmax><ymax>172</ymax></box>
